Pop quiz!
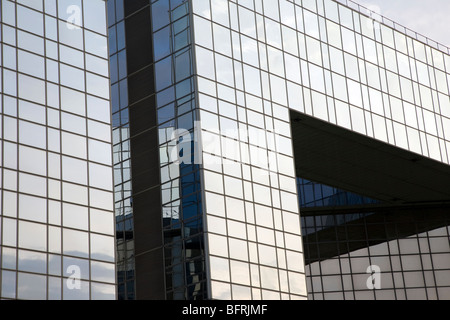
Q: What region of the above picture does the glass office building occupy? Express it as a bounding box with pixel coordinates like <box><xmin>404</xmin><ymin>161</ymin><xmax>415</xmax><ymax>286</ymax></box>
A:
<box><xmin>110</xmin><ymin>0</ymin><xmax>450</xmax><ymax>300</ymax></box>
<box><xmin>4</xmin><ymin>0</ymin><xmax>447</xmax><ymax>300</ymax></box>
<box><xmin>0</xmin><ymin>0</ymin><xmax>116</xmax><ymax>299</ymax></box>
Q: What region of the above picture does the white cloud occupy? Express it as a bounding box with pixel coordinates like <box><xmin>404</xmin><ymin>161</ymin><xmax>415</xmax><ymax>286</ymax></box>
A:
<box><xmin>356</xmin><ymin>0</ymin><xmax>450</xmax><ymax>47</ymax></box>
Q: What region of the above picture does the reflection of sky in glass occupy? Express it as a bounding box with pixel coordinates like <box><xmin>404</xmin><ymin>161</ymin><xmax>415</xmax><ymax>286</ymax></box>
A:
<box><xmin>17</xmin><ymin>273</ymin><xmax>46</xmax><ymax>300</ymax></box>
<box><xmin>305</xmin><ymin>223</ymin><xmax>450</xmax><ymax>299</ymax></box>
<box><xmin>298</xmin><ymin>178</ymin><xmax>380</xmax><ymax>234</ymax></box>
<box><xmin>1</xmin><ymin>0</ymin><xmax>115</xmax><ymax>301</ymax></box>
<box><xmin>357</xmin><ymin>0</ymin><xmax>450</xmax><ymax>47</ymax></box>
<box><xmin>63</xmin><ymin>280</ymin><xmax>90</xmax><ymax>300</ymax></box>
<box><xmin>297</xmin><ymin>177</ymin><xmax>380</xmax><ymax>208</ymax></box>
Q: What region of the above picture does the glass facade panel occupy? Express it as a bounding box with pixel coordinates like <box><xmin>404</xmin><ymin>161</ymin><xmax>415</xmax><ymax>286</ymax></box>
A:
<box><xmin>51</xmin><ymin>0</ymin><xmax>448</xmax><ymax>301</ymax></box>
<box><xmin>299</xmin><ymin>177</ymin><xmax>450</xmax><ymax>300</ymax></box>
<box><xmin>192</xmin><ymin>0</ymin><xmax>310</xmax><ymax>300</ymax></box>
<box><xmin>1</xmin><ymin>0</ymin><xmax>115</xmax><ymax>300</ymax></box>
<box><xmin>239</xmin><ymin>0</ymin><xmax>450</xmax><ymax>302</ymax></box>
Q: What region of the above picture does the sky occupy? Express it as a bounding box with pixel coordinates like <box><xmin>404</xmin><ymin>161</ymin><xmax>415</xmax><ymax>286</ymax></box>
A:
<box><xmin>355</xmin><ymin>0</ymin><xmax>450</xmax><ymax>48</ymax></box>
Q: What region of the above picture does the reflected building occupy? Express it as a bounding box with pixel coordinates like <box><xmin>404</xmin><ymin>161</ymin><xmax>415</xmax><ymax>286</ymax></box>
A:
<box><xmin>0</xmin><ymin>0</ymin><xmax>116</xmax><ymax>299</ymax></box>
<box><xmin>109</xmin><ymin>0</ymin><xmax>450</xmax><ymax>300</ymax></box>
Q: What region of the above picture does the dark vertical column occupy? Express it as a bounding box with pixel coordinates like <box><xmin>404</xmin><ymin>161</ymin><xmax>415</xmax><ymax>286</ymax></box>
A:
<box><xmin>124</xmin><ymin>3</ymin><xmax>165</xmax><ymax>299</ymax></box>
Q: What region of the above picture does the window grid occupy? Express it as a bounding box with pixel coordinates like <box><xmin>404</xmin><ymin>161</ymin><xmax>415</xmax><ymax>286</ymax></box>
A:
<box><xmin>193</xmin><ymin>0</ymin><xmax>450</xmax><ymax>165</ymax></box>
<box><xmin>106</xmin><ymin>0</ymin><xmax>136</xmax><ymax>301</ymax></box>
<box><xmin>192</xmin><ymin>0</ymin><xmax>450</xmax><ymax>300</ymax></box>
<box><xmin>1</xmin><ymin>0</ymin><xmax>115</xmax><ymax>300</ymax></box>
<box><xmin>148</xmin><ymin>0</ymin><xmax>208</xmax><ymax>300</ymax></box>
<box><xmin>302</xmin><ymin>213</ymin><xmax>450</xmax><ymax>300</ymax></box>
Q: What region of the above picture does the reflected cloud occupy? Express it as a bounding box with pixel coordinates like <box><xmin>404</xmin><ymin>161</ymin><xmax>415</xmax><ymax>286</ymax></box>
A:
<box><xmin>358</xmin><ymin>0</ymin><xmax>450</xmax><ymax>47</ymax></box>
<box><xmin>17</xmin><ymin>272</ymin><xmax>46</xmax><ymax>300</ymax></box>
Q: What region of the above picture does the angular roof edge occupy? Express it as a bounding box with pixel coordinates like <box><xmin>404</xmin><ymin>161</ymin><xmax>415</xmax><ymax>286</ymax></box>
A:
<box><xmin>334</xmin><ymin>0</ymin><xmax>450</xmax><ymax>55</ymax></box>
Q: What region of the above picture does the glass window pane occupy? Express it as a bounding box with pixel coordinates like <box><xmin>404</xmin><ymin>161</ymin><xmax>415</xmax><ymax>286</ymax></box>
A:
<box><xmin>45</xmin><ymin>15</ymin><xmax>58</xmax><ymax>40</ymax></box>
<box><xmin>17</xmin><ymin>4</ymin><xmax>44</xmax><ymax>36</ymax></box>
<box><xmin>91</xmin><ymin>282</ymin><xmax>116</xmax><ymax>300</ymax></box>
<box><xmin>196</xmin><ymin>46</ymin><xmax>215</xmax><ymax>80</ymax></box>
<box><xmin>87</xmin><ymin>54</ymin><xmax>109</xmax><ymax>77</ymax></box>
<box><xmin>59</xmin><ymin>44</ymin><xmax>84</xmax><ymax>69</ymax></box>
<box><xmin>83</xmin><ymin>0</ymin><xmax>106</xmax><ymax>34</ymax></box>
<box><xmin>87</xmin><ymin>95</ymin><xmax>110</xmax><ymax>123</ymax></box>
<box><xmin>229</xmin><ymin>238</ymin><xmax>249</xmax><ymax>261</ymax></box>
<box><xmin>19</xmin><ymin>194</ymin><xmax>47</xmax><ymax>223</ymax></box>
<box><xmin>18</xmin><ymin>50</ymin><xmax>45</xmax><ymax>79</ymax></box>
<box><xmin>3</xmin><ymin>218</ymin><xmax>17</xmax><ymax>246</ymax></box>
<box><xmin>90</xmin><ymin>209</ymin><xmax>114</xmax><ymax>235</ymax></box>
<box><xmin>241</xmin><ymin>35</ymin><xmax>258</xmax><ymax>67</ymax></box>
<box><xmin>62</xmin><ymin>182</ymin><xmax>88</xmax><ymax>205</ymax></box>
<box><xmin>363</xmin><ymin>37</ymin><xmax>377</xmax><ymax>64</ymax></box>
<box><xmin>87</xmin><ymin>72</ymin><xmax>109</xmax><ymax>99</ymax></box>
<box><xmin>48</xmin><ymin>276</ymin><xmax>61</xmax><ymax>300</ymax></box>
<box><xmin>62</xmin><ymin>203</ymin><xmax>88</xmax><ymax>230</ymax></box>
<box><xmin>19</xmin><ymin>221</ymin><xmax>47</xmax><ymax>251</ymax></box>
<box><xmin>193</xmin><ymin>16</ymin><xmax>212</xmax><ymax>48</ymax></box>
<box><xmin>239</xmin><ymin>6</ymin><xmax>256</xmax><ymax>39</ymax></box>
<box><xmin>208</xmin><ymin>234</ymin><xmax>229</xmax><ymax>257</ymax></box>
<box><xmin>17</xmin><ymin>273</ymin><xmax>46</xmax><ymax>300</ymax></box>
<box><xmin>211</xmin><ymin>0</ymin><xmax>229</xmax><ymax>27</ymax></box>
<box><xmin>58</xmin><ymin>20</ymin><xmax>83</xmax><ymax>50</ymax></box>
<box><xmin>88</xmin><ymin>139</ymin><xmax>112</xmax><ymax>164</ymax></box>
<box><xmin>151</xmin><ymin>0</ymin><xmax>170</xmax><ymax>31</ymax></box>
<box><xmin>19</xmin><ymin>145</ymin><xmax>46</xmax><ymax>176</ymax></box>
<box><xmin>88</xmin><ymin>120</ymin><xmax>111</xmax><ymax>142</ymax></box>
<box><xmin>60</xmin><ymin>64</ymin><xmax>85</xmax><ymax>92</ymax></box>
<box><xmin>63</xmin><ymin>280</ymin><xmax>90</xmax><ymax>300</ymax></box>
<box><xmin>18</xmin><ymin>250</ymin><xmax>47</xmax><ymax>274</ymax></box>
<box><xmin>89</xmin><ymin>188</ymin><xmax>113</xmax><ymax>211</ymax></box>
<box><xmin>19</xmin><ymin>121</ymin><xmax>47</xmax><ymax>149</ymax></box>
<box><xmin>192</xmin><ymin>0</ymin><xmax>211</xmax><ymax>18</ymax></box>
<box><xmin>48</xmin><ymin>227</ymin><xmax>61</xmax><ymax>254</ymax></box>
<box><xmin>62</xmin><ymin>132</ymin><xmax>87</xmax><ymax>158</ymax></box>
<box><xmin>19</xmin><ymin>100</ymin><xmax>46</xmax><ymax>124</ymax></box>
<box><xmin>63</xmin><ymin>229</ymin><xmax>88</xmax><ymax>258</ymax></box>
<box><xmin>63</xmin><ymin>256</ymin><xmax>89</xmax><ymax>280</ymax></box>
<box><xmin>44</xmin><ymin>0</ymin><xmax>57</xmax><ymax>16</ymax></box>
<box><xmin>213</xmin><ymin>23</ymin><xmax>232</xmax><ymax>56</ymax></box>
<box><xmin>326</xmin><ymin>20</ymin><xmax>341</xmax><ymax>49</ymax></box>
<box><xmin>209</xmin><ymin>256</ymin><xmax>230</xmax><ymax>282</ymax></box>
<box><xmin>90</xmin><ymin>234</ymin><xmax>115</xmax><ymax>262</ymax></box>
<box><xmin>18</xmin><ymin>74</ymin><xmax>46</xmax><ymax>104</ymax></box>
<box><xmin>1</xmin><ymin>271</ymin><xmax>16</xmax><ymax>299</ymax></box>
<box><xmin>260</xmin><ymin>266</ymin><xmax>279</xmax><ymax>291</ymax></box>
<box><xmin>89</xmin><ymin>162</ymin><xmax>113</xmax><ymax>190</ymax></box>
<box><xmin>62</xmin><ymin>87</ymin><xmax>85</xmax><ymax>117</ymax></box>
<box><xmin>58</xmin><ymin>0</ymin><xmax>82</xmax><ymax>24</ymax></box>
<box><xmin>61</xmin><ymin>112</ymin><xmax>86</xmax><ymax>135</ymax></box>
<box><xmin>347</xmin><ymin>79</ymin><xmax>362</xmax><ymax>108</ymax></box>
<box><xmin>230</xmin><ymin>260</ymin><xmax>250</xmax><ymax>286</ymax></box>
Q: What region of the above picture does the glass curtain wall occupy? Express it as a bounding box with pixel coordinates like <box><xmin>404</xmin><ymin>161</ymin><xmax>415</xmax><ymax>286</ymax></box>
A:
<box><xmin>1</xmin><ymin>0</ymin><xmax>116</xmax><ymax>300</ymax></box>
<box><xmin>152</xmin><ymin>0</ymin><xmax>206</xmax><ymax>299</ymax></box>
<box><xmin>192</xmin><ymin>0</ymin><xmax>450</xmax><ymax>300</ymax></box>
<box><xmin>193</xmin><ymin>0</ymin><xmax>308</xmax><ymax>300</ymax></box>
<box><xmin>298</xmin><ymin>179</ymin><xmax>450</xmax><ymax>300</ymax></box>
<box><xmin>107</xmin><ymin>0</ymin><xmax>135</xmax><ymax>301</ymax></box>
